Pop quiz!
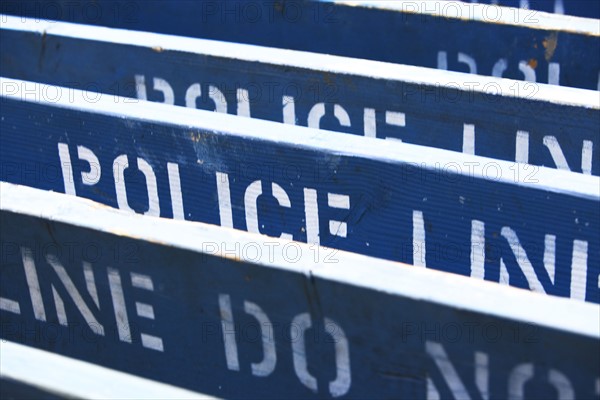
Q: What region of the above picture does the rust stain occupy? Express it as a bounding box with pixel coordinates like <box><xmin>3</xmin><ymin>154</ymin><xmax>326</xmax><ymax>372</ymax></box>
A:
<box><xmin>527</xmin><ymin>58</ymin><xmax>538</xmax><ymax>69</ymax></box>
<box><xmin>152</xmin><ymin>46</ymin><xmax>164</xmax><ymax>53</ymax></box>
<box><xmin>542</xmin><ymin>32</ymin><xmax>559</xmax><ymax>62</ymax></box>
<box><xmin>344</xmin><ymin>75</ymin><xmax>357</xmax><ymax>90</ymax></box>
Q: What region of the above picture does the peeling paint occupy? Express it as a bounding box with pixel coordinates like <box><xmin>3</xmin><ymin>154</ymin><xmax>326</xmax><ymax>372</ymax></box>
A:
<box><xmin>527</xmin><ymin>58</ymin><xmax>538</xmax><ymax>69</ymax></box>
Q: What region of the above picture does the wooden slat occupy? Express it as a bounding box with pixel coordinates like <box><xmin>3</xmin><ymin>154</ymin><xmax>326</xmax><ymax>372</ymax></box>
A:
<box><xmin>1</xmin><ymin>182</ymin><xmax>598</xmax><ymax>398</ymax></box>
<box><xmin>1</xmin><ymin>0</ymin><xmax>598</xmax><ymax>89</ymax></box>
<box><xmin>1</xmin><ymin>16</ymin><xmax>598</xmax><ymax>175</ymax></box>
<box><xmin>0</xmin><ymin>340</ymin><xmax>218</xmax><ymax>399</ymax></box>
<box><xmin>445</xmin><ymin>0</ymin><xmax>600</xmax><ymax>18</ymax></box>
<box><xmin>1</xmin><ymin>78</ymin><xmax>598</xmax><ymax>302</ymax></box>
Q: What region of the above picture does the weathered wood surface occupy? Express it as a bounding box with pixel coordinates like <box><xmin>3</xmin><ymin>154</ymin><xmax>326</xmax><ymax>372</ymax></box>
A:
<box><xmin>1</xmin><ymin>16</ymin><xmax>599</xmax><ymax>176</ymax></box>
<box><xmin>1</xmin><ymin>78</ymin><xmax>599</xmax><ymax>303</ymax></box>
<box><xmin>0</xmin><ymin>340</ymin><xmax>216</xmax><ymax>399</ymax></box>
<box><xmin>1</xmin><ymin>182</ymin><xmax>599</xmax><ymax>398</ymax></box>
<box><xmin>446</xmin><ymin>0</ymin><xmax>599</xmax><ymax>18</ymax></box>
<box><xmin>1</xmin><ymin>0</ymin><xmax>598</xmax><ymax>90</ymax></box>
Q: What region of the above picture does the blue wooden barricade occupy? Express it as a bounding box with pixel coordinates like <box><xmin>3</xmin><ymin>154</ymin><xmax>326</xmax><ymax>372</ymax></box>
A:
<box><xmin>1</xmin><ymin>16</ymin><xmax>598</xmax><ymax>176</ymax></box>
<box><xmin>1</xmin><ymin>0</ymin><xmax>598</xmax><ymax>90</ymax></box>
<box><xmin>447</xmin><ymin>0</ymin><xmax>600</xmax><ymax>19</ymax></box>
<box><xmin>0</xmin><ymin>340</ymin><xmax>215</xmax><ymax>399</ymax></box>
<box><xmin>1</xmin><ymin>78</ymin><xmax>599</xmax><ymax>303</ymax></box>
<box><xmin>1</xmin><ymin>182</ymin><xmax>599</xmax><ymax>398</ymax></box>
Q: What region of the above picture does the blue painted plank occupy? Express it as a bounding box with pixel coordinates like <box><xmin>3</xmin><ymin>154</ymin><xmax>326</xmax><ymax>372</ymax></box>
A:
<box><xmin>447</xmin><ymin>0</ymin><xmax>600</xmax><ymax>18</ymax></box>
<box><xmin>1</xmin><ymin>17</ymin><xmax>598</xmax><ymax>176</ymax></box>
<box><xmin>1</xmin><ymin>78</ymin><xmax>599</xmax><ymax>303</ymax></box>
<box><xmin>1</xmin><ymin>182</ymin><xmax>599</xmax><ymax>399</ymax></box>
<box><xmin>0</xmin><ymin>377</ymin><xmax>65</xmax><ymax>400</ymax></box>
<box><xmin>0</xmin><ymin>340</ymin><xmax>216</xmax><ymax>399</ymax></box>
<box><xmin>0</xmin><ymin>0</ymin><xmax>598</xmax><ymax>90</ymax></box>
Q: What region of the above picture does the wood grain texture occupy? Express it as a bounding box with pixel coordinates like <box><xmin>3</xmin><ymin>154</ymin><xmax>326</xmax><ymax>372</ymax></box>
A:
<box><xmin>1</xmin><ymin>78</ymin><xmax>598</xmax><ymax>303</ymax></box>
<box><xmin>0</xmin><ymin>0</ymin><xmax>598</xmax><ymax>90</ymax></box>
<box><xmin>0</xmin><ymin>341</ymin><xmax>216</xmax><ymax>399</ymax></box>
<box><xmin>1</xmin><ymin>16</ymin><xmax>598</xmax><ymax>175</ymax></box>
<box><xmin>445</xmin><ymin>0</ymin><xmax>600</xmax><ymax>18</ymax></box>
<box><xmin>1</xmin><ymin>182</ymin><xmax>598</xmax><ymax>399</ymax></box>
